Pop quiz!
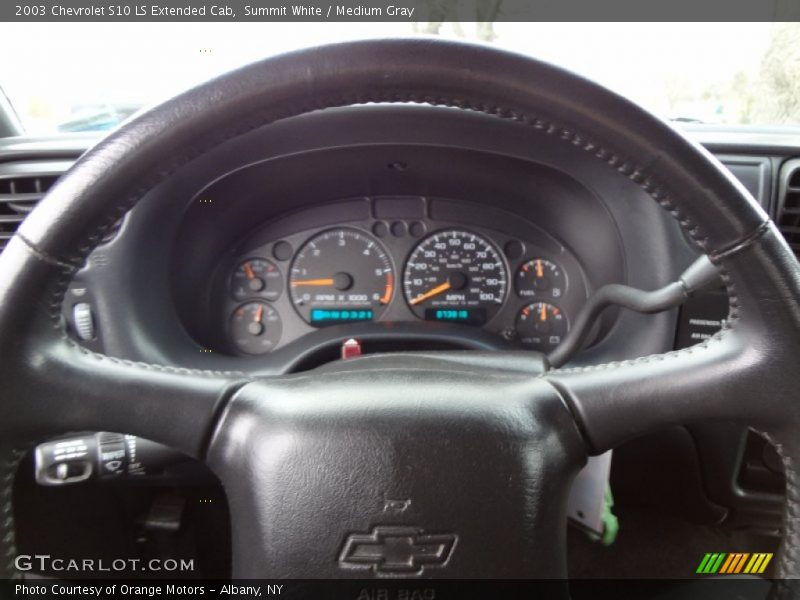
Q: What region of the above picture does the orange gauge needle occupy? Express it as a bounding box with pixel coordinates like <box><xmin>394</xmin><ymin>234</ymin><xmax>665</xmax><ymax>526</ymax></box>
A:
<box><xmin>539</xmin><ymin>303</ymin><xmax>548</xmax><ymax>322</ymax></box>
<box><xmin>254</xmin><ymin>304</ymin><xmax>264</xmax><ymax>323</ymax></box>
<box><xmin>243</xmin><ymin>262</ymin><xmax>256</xmax><ymax>280</ymax></box>
<box><xmin>410</xmin><ymin>281</ymin><xmax>451</xmax><ymax>306</ymax></box>
<box><xmin>291</xmin><ymin>278</ymin><xmax>335</xmax><ymax>287</ymax></box>
<box><xmin>535</xmin><ymin>259</ymin><xmax>544</xmax><ymax>278</ymax></box>
<box><xmin>380</xmin><ymin>273</ymin><xmax>394</xmax><ymax>305</ymax></box>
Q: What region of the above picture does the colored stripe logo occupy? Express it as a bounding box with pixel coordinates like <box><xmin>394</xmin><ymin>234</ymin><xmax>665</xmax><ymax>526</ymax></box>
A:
<box><xmin>696</xmin><ymin>553</ymin><xmax>773</xmax><ymax>575</ymax></box>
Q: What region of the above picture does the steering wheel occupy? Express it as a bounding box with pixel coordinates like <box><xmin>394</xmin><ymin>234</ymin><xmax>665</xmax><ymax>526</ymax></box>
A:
<box><xmin>1</xmin><ymin>40</ymin><xmax>799</xmax><ymax>594</ymax></box>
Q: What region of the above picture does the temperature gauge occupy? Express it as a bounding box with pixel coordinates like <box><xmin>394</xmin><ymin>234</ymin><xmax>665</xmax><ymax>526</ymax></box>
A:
<box><xmin>515</xmin><ymin>258</ymin><xmax>566</xmax><ymax>299</ymax></box>
<box><xmin>230</xmin><ymin>301</ymin><xmax>282</xmax><ymax>355</ymax></box>
<box><xmin>516</xmin><ymin>302</ymin><xmax>568</xmax><ymax>352</ymax></box>
<box><xmin>231</xmin><ymin>258</ymin><xmax>283</xmax><ymax>302</ymax></box>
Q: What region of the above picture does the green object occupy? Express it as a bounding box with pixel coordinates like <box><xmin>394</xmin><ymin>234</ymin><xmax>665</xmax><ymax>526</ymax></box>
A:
<box><xmin>697</xmin><ymin>553</ymin><xmax>726</xmax><ymax>574</ymax></box>
<box><xmin>599</xmin><ymin>487</ymin><xmax>619</xmax><ymax>545</ymax></box>
<box><xmin>587</xmin><ymin>487</ymin><xmax>619</xmax><ymax>546</ymax></box>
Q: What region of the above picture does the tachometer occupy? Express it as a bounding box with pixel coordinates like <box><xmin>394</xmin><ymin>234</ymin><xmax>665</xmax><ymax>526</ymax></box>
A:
<box><xmin>289</xmin><ymin>229</ymin><xmax>394</xmax><ymax>326</ymax></box>
<box><xmin>403</xmin><ymin>230</ymin><xmax>507</xmax><ymax>324</ymax></box>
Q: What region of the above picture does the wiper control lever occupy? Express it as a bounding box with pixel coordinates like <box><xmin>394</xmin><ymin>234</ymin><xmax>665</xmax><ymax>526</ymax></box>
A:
<box><xmin>547</xmin><ymin>255</ymin><xmax>722</xmax><ymax>368</ymax></box>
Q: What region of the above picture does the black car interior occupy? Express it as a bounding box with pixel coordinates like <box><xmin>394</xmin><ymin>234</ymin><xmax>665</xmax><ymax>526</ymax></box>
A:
<box><xmin>0</xmin><ymin>39</ymin><xmax>799</xmax><ymax>597</ymax></box>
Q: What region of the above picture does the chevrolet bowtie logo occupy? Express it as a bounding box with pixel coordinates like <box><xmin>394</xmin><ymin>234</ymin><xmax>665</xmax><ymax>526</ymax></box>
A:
<box><xmin>339</xmin><ymin>526</ymin><xmax>457</xmax><ymax>575</ymax></box>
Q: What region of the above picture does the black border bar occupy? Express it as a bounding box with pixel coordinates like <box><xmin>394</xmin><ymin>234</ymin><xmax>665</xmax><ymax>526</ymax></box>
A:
<box><xmin>2</xmin><ymin>577</ymin><xmax>782</xmax><ymax>600</ymax></box>
<box><xmin>3</xmin><ymin>0</ymin><xmax>800</xmax><ymax>22</ymax></box>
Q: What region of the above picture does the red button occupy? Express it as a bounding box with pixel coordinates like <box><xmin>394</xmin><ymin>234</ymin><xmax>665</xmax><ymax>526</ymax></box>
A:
<box><xmin>341</xmin><ymin>338</ymin><xmax>362</xmax><ymax>360</ymax></box>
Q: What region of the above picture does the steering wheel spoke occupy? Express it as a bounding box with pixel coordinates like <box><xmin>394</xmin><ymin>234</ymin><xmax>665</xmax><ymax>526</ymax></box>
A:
<box><xmin>546</xmin><ymin>230</ymin><xmax>800</xmax><ymax>462</ymax></box>
<box><xmin>0</xmin><ymin>240</ymin><xmax>242</xmax><ymax>457</ymax></box>
<box><xmin>546</xmin><ymin>328</ymin><xmax>761</xmax><ymax>453</ymax></box>
<box><xmin>28</xmin><ymin>340</ymin><xmax>241</xmax><ymax>458</ymax></box>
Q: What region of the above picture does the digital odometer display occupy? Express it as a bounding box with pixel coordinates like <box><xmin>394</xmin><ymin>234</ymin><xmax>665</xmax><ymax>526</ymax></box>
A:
<box><xmin>424</xmin><ymin>308</ymin><xmax>487</xmax><ymax>325</ymax></box>
<box><xmin>310</xmin><ymin>308</ymin><xmax>374</xmax><ymax>326</ymax></box>
<box><xmin>289</xmin><ymin>229</ymin><xmax>394</xmax><ymax>326</ymax></box>
<box><xmin>403</xmin><ymin>230</ymin><xmax>508</xmax><ymax>324</ymax></box>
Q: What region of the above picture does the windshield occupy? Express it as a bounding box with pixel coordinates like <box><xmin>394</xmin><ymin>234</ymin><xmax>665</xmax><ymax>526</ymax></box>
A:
<box><xmin>1</xmin><ymin>22</ymin><xmax>798</xmax><ymax>134</ymax></box>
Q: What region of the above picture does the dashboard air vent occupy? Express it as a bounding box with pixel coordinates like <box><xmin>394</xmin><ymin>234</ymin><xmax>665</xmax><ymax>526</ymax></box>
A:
<box><xmin>777</xmin><ymin>159</ymin><xmax>800</xmax><ymax>258</ymax></box>
<box><xmin>0</xmin><ymin>160</ymin><xmax>73</xmax><ymax>252</ymax></box>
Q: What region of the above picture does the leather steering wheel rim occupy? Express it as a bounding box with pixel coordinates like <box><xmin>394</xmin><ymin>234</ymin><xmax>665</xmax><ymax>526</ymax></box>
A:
<box><xmin>1</xmin><ymin>39</ymin><xmax>799</xmax><ymax>592</ymax></box>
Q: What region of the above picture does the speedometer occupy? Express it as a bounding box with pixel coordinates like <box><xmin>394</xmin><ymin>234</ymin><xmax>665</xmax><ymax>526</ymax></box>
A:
<box><xmin>403</xmin><ymin>230</ymin><xmax>508</xmax><ymax>325</ymax></box>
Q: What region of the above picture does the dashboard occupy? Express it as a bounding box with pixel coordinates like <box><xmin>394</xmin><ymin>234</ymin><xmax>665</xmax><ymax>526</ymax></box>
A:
<box><xmin>0</xmin><ymin>102</ymin><xmax>797</xmax><ymax>540</ymax></box>
<box><xmin>1</xmin><ymin>105</ymin><xmax>793</xmax><ymax>380</ymax></box>
<box><xmin>0</xmin><ymin>103</ymin><xmax>739</xmax><ymax>381</ymax></box>
<box><xmin>214</xmin><ymin>197</ymin><xmax>588</xmax><ymax>357</ymax></box>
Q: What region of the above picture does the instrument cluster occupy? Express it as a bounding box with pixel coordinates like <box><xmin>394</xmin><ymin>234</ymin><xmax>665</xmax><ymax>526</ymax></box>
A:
<box><xmin>214</xmin><ymin>199</ymin><xmax>589</xmax><ymax>357</ymax></box>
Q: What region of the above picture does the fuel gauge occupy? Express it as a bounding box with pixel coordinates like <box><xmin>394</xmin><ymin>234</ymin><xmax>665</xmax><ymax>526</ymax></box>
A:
<box><xmin>230</xmin><ymin>301</ymin><xmax>282</xmax><ymax>355</ymax></box>
<box><xmin>515</xmin><ymin>258</ymin><xmax>566</xmax><ymax>300</ymax></box>
<box><xmin>516</xmin><ymin>302</ymin><xmax>568</xmax><ymax>352</ymax></box>
<box><xmin>231</xmin><ymin>258</ymin><xmax>283</xmax><ymax>301</ymax></box>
